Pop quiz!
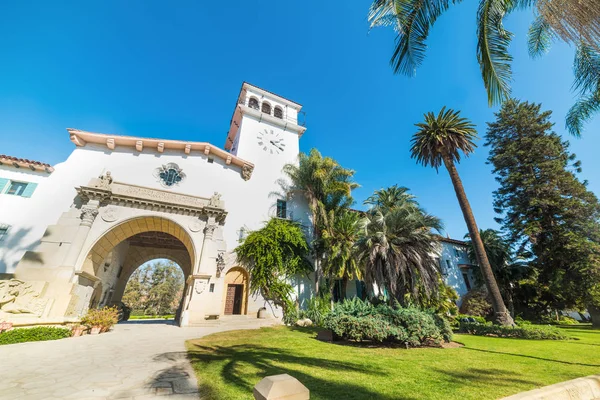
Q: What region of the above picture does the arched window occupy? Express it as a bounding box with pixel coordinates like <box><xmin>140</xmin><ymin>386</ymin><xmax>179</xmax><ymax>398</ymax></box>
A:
<box><xmin>248</xmin><ymin>97</ymin><xmax>259</xmax><ymax>110</ymax></box>
<box><xmin>261</xmin><ymin>102</ymin><xmax>271</xmax><ymax>115</ymax></box>
<box><xmin>274</xmin><ymin>106</ymin><xmax>283</xmax><ymax>119</ymax></box>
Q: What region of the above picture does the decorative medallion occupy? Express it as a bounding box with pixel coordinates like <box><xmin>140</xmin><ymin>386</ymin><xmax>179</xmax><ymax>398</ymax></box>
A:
<box><xmin>189</xmin><ymin>219</ymin><xmax>203</xmax><ymax>232</ymax></box>
<box><xmin>154</xmin><ymin>163</ymin><xmax>186</xmax><ymax>188</ymax></box>
<box><xmin>101</xmin><ymin>207</ymin><xmax>119</xmax><ymax>222</ymax></box>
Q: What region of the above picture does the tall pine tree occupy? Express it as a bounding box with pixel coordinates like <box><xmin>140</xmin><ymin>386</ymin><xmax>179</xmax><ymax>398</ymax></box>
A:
<box><xmin>485</xmin><ymin>100</ymin><xmax>600</xmax><ymax>325</ymax></box>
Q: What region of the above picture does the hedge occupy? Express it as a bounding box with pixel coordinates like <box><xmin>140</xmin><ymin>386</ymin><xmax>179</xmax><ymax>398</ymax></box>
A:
<box><xmin>322</xmin><ymin>298</ymin><xmax>453</xmax><ymax>347</ymax></box>
<box><xmin>0</xmin><ymin>326</ymin><xmax>72</xmax><ymax>345</ymax></box>
<box><xmin>459</xmin><ymin>322</ymin><xmax>569</xmax><ymax>340</ymax></box>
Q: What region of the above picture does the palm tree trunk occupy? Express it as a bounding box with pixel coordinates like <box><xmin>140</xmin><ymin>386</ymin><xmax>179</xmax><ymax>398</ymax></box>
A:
<box><xmin>341</xmin><ymin>276</ymin><xmax>348</xmax><ymax>300</ymax></box>
<box><xmin>442</xmin><ymin>157</ymin><xmax>514</xmax><ymax>326</ymax></box>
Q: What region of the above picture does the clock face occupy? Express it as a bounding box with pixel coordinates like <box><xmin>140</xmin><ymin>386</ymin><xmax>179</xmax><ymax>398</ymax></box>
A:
<box><xmin>256</xmin><ymin>129</ymin><xmax>286</xmax><ymax>155</ymax></box>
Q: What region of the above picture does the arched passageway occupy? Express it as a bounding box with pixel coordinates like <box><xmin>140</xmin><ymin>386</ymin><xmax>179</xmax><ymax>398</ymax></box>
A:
<box><xmin>78</xmin><ymin>216</ymin><xmax>195</xmax><ymax>324</ymax></box>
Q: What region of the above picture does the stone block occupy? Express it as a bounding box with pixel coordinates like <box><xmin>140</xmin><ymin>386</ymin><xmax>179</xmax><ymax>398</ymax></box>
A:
<box><xmin>253</xmin><ymin>374</ymin><xmax>309</xmax><ymax>400</ymax></box>
<box><xmin>316</xmin><ymin>329</ymin><xmax>333</xmax><ymax>342</ymax></box>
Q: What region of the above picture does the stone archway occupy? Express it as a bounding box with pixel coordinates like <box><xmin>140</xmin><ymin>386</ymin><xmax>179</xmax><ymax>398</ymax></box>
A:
<box><xmin>222</xmin><ymin>267</ymin><xmax>249</xmax><ymax>315</ymax></box>
<box><xmin>76</xmin><ymin>216</ymin><xmax>196</xmax><ymax>324</ymax></box>
<box><xmin>80</xmin><ymin>216</ymin><xmax>196</xmax><ymax>280</ymax></box>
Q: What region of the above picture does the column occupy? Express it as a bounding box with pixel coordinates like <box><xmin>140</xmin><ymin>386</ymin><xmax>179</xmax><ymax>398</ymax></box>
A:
<box><xmin>63</xmin><ymin>200</ymin><xmax>100</xmax><ymax>269</ymax></box>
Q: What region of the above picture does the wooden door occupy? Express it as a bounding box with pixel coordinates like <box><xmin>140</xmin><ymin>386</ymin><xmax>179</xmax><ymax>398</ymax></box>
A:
<box><xmin>233</xmin><ymin>285</ymin><xmax>243</xmax><ymax>315</ymax></box>
<box><xmin>224</xmin><ymin>284</ymin><xmax>236</xmax><ymax>315</ymax></box>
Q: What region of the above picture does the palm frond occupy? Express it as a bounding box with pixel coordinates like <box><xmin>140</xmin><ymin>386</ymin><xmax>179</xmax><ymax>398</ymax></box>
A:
<box><xmin>572</xmin><ymin>43</ymin><xmax>600</xmax><ymax>96</ymax></box>
<box><xmin>566</xmin><ymin>91</ymin><xmax>600</xmax><ymax>137</ymax></box>
<box><xmin>368</xmin><ymin>0</ymin><xmax>458</xmax><ymax>76</ymax></box>
<box><xmin>527</xmin><ymin>14</ymin><xmax>553</xmax><ymax>58</ymax></box>
<box><xmin>477</xmin><ymin>0</ymin><xmax>515</xmax><ymax>105</ymax></box>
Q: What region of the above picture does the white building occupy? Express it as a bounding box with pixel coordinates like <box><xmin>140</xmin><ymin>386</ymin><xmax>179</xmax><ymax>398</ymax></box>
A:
<box><xmin>0</xmin><ymin>83</ymin><xmax>477</xmax><ymax>327</ymax></box>
<box><xmin>0</xmin><ymin>83</ymin><xmax>312</xmax><ymax>326</ymax></box>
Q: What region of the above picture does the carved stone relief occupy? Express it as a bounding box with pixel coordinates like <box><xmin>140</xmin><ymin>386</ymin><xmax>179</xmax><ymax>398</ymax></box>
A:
<box><xmin>0</xmin><ymin>279</ymin><xmax>48</xmax><ymax>316</ymax></box>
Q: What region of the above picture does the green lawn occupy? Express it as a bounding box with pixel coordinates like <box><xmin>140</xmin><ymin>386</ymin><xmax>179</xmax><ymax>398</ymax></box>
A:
<box><xmin>186</xmin><ymin>325</ymin><xmax>600</xmax><ymax>400</ymax></box>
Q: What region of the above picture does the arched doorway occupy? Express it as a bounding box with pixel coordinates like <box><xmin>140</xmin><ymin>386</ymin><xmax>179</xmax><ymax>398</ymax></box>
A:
<box><xmin>222</xmin><ymin>267</ymin><xmax>248</xmax><ymax>315</ymax></box>
<box><xmin>78</xmin><ymin>216</ymin><xmax>195</xmax><ymax>324</ymax></box>
<box><xmin>120</xmin><ymin>258</ymin><xmax>185</xmax><ymax>320</ymax></box>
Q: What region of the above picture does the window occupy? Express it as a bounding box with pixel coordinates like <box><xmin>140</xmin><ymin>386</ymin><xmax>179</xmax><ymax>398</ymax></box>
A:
<box><xmin>0</xmin><ymin>224</ymin><xmax>9</xmax><ymax>242</ymax></box>
<box><xmin>445</xmin><ymin>259</ymin><xmax>452</xmax><ymax>272</ymax></box>
<box><xmin>274</xmin><ymin>106</ymin><xmax>283</xmax><ymax>119</ymax></box>
<box><xmin>276</xmin><ymin>199</ymin><xmax>287</xmax><ymax>219</ymax></box>
<box><xmin>207</xmin><ymin>158</ymin><xmax>214</xmax><ymax>163</ymax></box>
<box><xmin>209</xmin><ymin>283</ymin><xmax>215</xmax><ymax>293</ymax></box>
<box><xmin>462</xmin><ymin>272</ymin><xmax>472</xmax><ymax>291</ymax></box>
<box><xmin>6</xmin><ymin>181</ymin><xmax>28</xmax><ymax>196</ymax></box>
<box><xmin>248</xmin><ymin>97</ymin><xmax>259</xmax><ymax>110</ymax></box>
<box><xmin>261</xmin><ymin>102</ymin><xmax>271</xmax><ymax>115</ymax></box>
<box><xmin>454</xmin><ymin>248</ymin><xmax>461</xmax><ymax>257</ymax></box>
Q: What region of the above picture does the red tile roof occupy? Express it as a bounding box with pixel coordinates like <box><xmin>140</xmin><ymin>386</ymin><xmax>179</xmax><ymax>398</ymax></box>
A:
<box><xmin>0</xmin><ymin>155</ymin><xmax>54</xmax><ymax>172</ymax></box>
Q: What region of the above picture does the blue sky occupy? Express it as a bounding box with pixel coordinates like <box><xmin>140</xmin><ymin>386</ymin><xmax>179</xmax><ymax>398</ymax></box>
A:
<box><xmin>1</xmin><ymin>1</ymin><xmax>598</xmax><ymax>239</ymax></box>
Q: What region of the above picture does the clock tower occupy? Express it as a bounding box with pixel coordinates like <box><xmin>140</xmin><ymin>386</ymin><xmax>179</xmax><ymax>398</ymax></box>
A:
<box><xmin>225</xmin><ymin>82</ymin><xmax>306</xmax><ymax>173</ymax></box>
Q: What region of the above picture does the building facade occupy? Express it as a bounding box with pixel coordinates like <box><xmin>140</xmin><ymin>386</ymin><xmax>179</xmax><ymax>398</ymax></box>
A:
<box><xmin>0</xmin><ymin>83</ymin><xmax>477</xmax><ymax>327</ymax></box>
<box><xmin>0</xmin><ymin>83</ymin><xmax>312</xmax><ymax>326</ymax></box>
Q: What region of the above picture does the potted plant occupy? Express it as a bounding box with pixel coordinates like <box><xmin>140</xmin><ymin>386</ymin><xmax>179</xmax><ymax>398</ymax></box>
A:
<box><xmin>71</xmin><ymin>325</ymin><xmax>86</xmax><ymax>337</ymax></box>
<box><xmin>81</xmin><ymin>306</ymin><xmax>119</xmax><ymax>335</ymax></box>
<box><xmin>0</xmin><ymin>321</ymin><xmax>13</xmax><ymax>333</ymax></box>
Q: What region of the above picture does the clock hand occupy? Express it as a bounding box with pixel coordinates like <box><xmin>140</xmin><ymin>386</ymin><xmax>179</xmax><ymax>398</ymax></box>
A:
<box><xmin>270</xmin><ymin>140</ymin><xmax>284</xmax><ymax>151</ymax></box>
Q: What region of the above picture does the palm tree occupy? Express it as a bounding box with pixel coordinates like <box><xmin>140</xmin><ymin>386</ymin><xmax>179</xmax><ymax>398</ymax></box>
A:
<box><xmin>411</xmin><ymin>107</ymin><xmax>514</xmax><ymax>325</ymax></box>
<box><xmin>322</xmin><ymin>209</ymin><xmax>361</xmax><ymax>300</ymax></box>
<box><xmin>278</xmin><ymin>149</ymin><xmax>358</xmax><ymax>293</ymax></box>
<box><xmin>357</xmin><ymin>187</ymin><xmax>444</xmax><ymax>305</ymax></box>
<box><xmin>464</xmin><ymin>229</ymin><xmax>530</xmax><ymax>316</ymax></box>
<box><xmin>368</xmin><ymin>0</ymin><xmax>600</xmax><ymax>135</ymax></box>
<box><xmin>363</xmin><ymin>184</ymin><xmax>418</xmax><ymax>213</ymax></box>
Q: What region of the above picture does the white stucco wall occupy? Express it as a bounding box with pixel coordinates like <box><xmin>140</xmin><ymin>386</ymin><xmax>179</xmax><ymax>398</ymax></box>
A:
<box><xmin>0</xmin><ymin>165</ymin><xmax>53</xmax><ymax>274</ymax></box>
<box><xmin>438</xmin><ymin>240</ymin><xmax>475</xmax><ymax>300</ymax></box>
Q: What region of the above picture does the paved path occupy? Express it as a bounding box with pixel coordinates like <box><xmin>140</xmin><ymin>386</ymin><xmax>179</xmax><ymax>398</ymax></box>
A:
<box><xmin>0</xmin><ymin>317</ymin><xmax>277</xmax><ymax>399</ymax></box>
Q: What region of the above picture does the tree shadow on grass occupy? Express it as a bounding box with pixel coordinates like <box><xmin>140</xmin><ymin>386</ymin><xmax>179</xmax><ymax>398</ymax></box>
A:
<box><xmin>187</xmin><ymin>343</ymin><xmax>413</xmax><ymax>400</ymax></box>
<box><xmin>435</xmin><ymin>367</ymin><xmax>539</xmax><ymax>386</ymax></box>
<box><xmin>462</xmin><ymin>347</ymin><xmax>600</xmax><ymax>367</ymax></box>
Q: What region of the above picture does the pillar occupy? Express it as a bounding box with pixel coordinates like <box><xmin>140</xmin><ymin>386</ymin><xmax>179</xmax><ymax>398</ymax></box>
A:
<box><xmin>63</xmin><ymin>200</ymin><xmax>100</xmax><ymax>269</ymax></box>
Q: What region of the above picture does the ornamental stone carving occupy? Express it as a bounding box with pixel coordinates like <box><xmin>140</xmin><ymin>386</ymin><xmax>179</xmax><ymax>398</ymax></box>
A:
<box><xmin>97</xmin><ymin>171</ymin><xmax>113</xmax><ymax>190</ymax></box>
<box><xmin>101</xmin><ymin>207</ymin><xmax>119</xmax><ymax>222</ymax></box>
<box><xmin>241</xmin><ymin>164</ymin><xmax>254</xmax><ymax>181</ymax></box>
<box><xmin>189</xmin><ymin>219</ymin><xmax>203</xmax><ymax>232</ymax></box>
<box><xmin>81</xmin><ymin>205</ymin><xmax>99</xmax><ymax>227</ymax></box>
<box><xmin>208</xmin><ymin>192</ymin><xmax>223</xmax><ymax>208</ymax></box>
<box><xmin>204</xmin><ymin>222</ymin><xmax>218</xmax><ymax>239</ymax></box>
<box><xmin>0</xmin><ymin>279</ymin><xmax>48</xmax><ymax>317</ymax></box>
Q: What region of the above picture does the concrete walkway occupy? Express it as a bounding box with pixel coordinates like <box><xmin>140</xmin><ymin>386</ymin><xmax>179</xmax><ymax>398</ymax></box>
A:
<box><xmin>0</xmin><ymin>317</ymin><xmax>278</xmax><ymax>400</ymax></box>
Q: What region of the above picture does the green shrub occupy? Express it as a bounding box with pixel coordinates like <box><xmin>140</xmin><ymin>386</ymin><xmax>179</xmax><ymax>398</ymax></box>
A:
<box><xmin>459</xmin><ymin>322</ymin><xmax>569</xmax><ymax>340</ymax></box>
<box><xmin>303</xmin><ymin>293</ymin><xmax>332</xmax><ymax>326</ymax></box>
<box><xmin>455</xmin><ymin>314</ymin><xmax>487</xmax><ymax>324</ymax></box>
<box><xmin>539</xmin><ymin>314</ymin><xmax>580</xmax><ymax>325</ymax></box>
<box><xmin>81</xmin><ymin>306</ymin><xmax>119</xmax><ymax>330</ymax></box>
<box><xmin>0</xmin><ymin>326</ymin><xmax>71</xmax><ymax>345</ymax></box>
<box><xmin>283</xmin><ymin>307</ymin><xmax>299</xmax><ymax>325</ymax></box>
<box><xmin>322</xmin><ymin>298</ymin><xmax>451</xmax><ymax>346</ymax></box>
<box><xmin>458</xmin><ymin>289</ymin><xmax>493</xmax><ymax>318</ymax></box>
<box><xmin>514</xmin><ymin>316</ymin><xmax>532</xmax><ymax>325</ymax></box>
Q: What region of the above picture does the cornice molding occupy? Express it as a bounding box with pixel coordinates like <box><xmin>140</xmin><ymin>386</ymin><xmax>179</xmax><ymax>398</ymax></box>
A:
<box><xmin>67</xmin><ymin>129</ymin><xmax>254</xmax><ymax>181</ymax></box>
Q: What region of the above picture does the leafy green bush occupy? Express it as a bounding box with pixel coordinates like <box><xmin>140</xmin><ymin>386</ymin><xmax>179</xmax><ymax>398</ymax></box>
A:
<box><xmin>539</xmin><ymin>314</ymin><xmax>580</xmax><ymax>325</ymax></box>
<box><xmin>458</xmin><ymin>289</ymin><xmax>493</xmax><ymax>318</ymax></box>
<box><xmin>0</xmin><ymin>326</ymin><xmax>71</xmax><ymax>345</ymax></box>
<box><xmin>459</xmin><ymin>322</ymin><xmax>569</xmax><ymax>340</ymax></box>
<box><xmin>514</xmin><ymin>316</ymin><xmax>532</xmax><ymax>325</ymax></box>
<box><xmin>455</xmin><ymin>314</ymin><xmax>487</xmax><ymax>325</ymax></box>
<box><xmin>283</xmin><ymin>307</ymin><xmax>299</xmax><ymax>325</ymax></box>
<box><xmin>322</xmin><ymin>298</ymin><xmax>452</xmax><ymax>346</ymax></box>
<box><xmin>302</xmin><ymin>293</ymin><xmax>332</xmax><ymax>326</ymax></box>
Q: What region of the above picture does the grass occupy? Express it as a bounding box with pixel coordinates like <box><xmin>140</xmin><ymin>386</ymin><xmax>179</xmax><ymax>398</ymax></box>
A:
<box><xmin>128</xmin><ymin>314</ymin><xmax>174</xmax><ymax>320</ymax></box>
<box><xmin>186</xmin><ymin>324</ymin><xmax>600</xmax><ymax>400</ymax></box>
